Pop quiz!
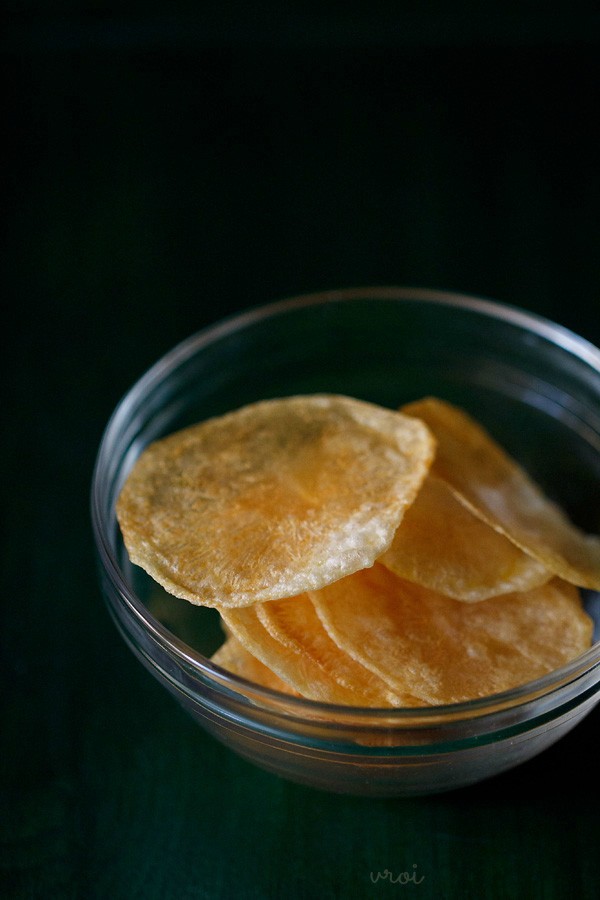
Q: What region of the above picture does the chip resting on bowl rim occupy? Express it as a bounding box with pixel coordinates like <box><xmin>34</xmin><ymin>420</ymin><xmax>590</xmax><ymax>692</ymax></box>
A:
<box><xmin>116</xmin><ymin>394</ymin><xmax>435</xmax><ymax>607</ymax></box>
<box><xmin>402</xmin><ymin>396</ymin><xmax>600</xmax><ymax>590</ymax></box>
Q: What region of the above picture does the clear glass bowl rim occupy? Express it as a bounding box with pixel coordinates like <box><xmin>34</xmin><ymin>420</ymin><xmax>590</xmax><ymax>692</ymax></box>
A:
<box><xmin>91</xmin><ymin>285</ymin><xmax>600</xmax><ymax>728</ymax></box>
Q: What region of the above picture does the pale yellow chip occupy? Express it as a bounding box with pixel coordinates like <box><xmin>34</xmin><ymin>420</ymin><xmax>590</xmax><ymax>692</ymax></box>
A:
<box><xmin>402</xmin><ymin>397</ymin><xmax>600</xmax><ymax>590</ymax></box>
<box><xmin>211</xmin><ymin>636</ymin><xmax>300</xmax><ymax>695</ymax></box>
<box><xmin>257</xmin><ymin>595</ymin><xmax>417</xmax><ymax>706</ymax></box>
<box><xmin>310</xmin><ymin>564</ymin><xmax>593</xmax><ymax>705</ymax></box>
<box><xmin>379</xmin><ymin>474</ymin><xmax>551</xmax><ymax>601</ymax></box>
<box><xmin>220</xmin><ymin>598</ymin><xmax>418</xmax><ymax>706</ymax></box>
<box><xmin>117</xmin><ymin>394</ymin><xmax>435</xmax><ymax>607</ymax></box>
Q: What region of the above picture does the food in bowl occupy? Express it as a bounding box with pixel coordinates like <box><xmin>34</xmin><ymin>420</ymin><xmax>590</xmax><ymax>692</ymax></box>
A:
<box><xmin>115</xmin><ymin>393</ymin><xmax>597</xmax><ymax>707</ymax></box>
<box><xmin>115</xmin><ymin>394</ymin><xmax>435</xmax><ymax>608</ymax></box>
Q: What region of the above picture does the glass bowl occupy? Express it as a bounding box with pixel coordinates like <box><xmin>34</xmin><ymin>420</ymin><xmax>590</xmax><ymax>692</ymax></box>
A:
<box><xmin>91</xmin><ymin>287</ymin><xmax>600</xmax><ymax>797</ymax></box>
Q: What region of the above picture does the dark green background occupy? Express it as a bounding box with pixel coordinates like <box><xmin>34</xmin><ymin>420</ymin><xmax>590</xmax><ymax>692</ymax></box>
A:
<box><xmin>2</xmin><ymin>4</ymin><xmax>600</xmax><ymax>898</ymax></box>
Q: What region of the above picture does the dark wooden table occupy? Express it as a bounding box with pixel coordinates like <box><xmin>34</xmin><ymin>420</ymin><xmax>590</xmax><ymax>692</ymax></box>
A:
<box><xmin>3</xmin><ymin>7</ymin><xmax>599</xmax><ymax>898</ymax></box>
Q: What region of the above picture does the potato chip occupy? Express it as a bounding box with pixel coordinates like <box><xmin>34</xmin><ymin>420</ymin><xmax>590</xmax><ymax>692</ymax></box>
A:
<box><xmin>211</xmin><ymin>636</ymin><xmax>300</xmax><ymax>695</ymax></box>
<box><xmin>379</xmin><ymin>474</ymin><xmax>551</xmax><ymax>600</ymax></box>
<box><xmin>117</xmin><ymin>394</ymin><xmax>435</xmax><ymax>607</ymax></box>
<box><xmin>257</xmin><ymin>595</ymin><xmax>417</xmax><ymax>706</ymax></box>
<box><xmin>402</xmin><ymin>397</ymin><xmax>600</xmax><ymax>590</ymax></box>
<box><xmin>310</xmin><ymin>564</ymin><xmax>593</xmax><ymax>705</ymax></box>
<box><xmin>220</xmin><ymin>599</ymin><xmax>417</xmax><ymax>706</ymax></box>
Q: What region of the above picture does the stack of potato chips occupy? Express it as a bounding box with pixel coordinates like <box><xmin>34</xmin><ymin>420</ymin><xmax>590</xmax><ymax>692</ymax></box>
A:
<box><xmin>117</xmin><ymin>395</ymin><xmax>598</xmax><ymax>706</ymax></box>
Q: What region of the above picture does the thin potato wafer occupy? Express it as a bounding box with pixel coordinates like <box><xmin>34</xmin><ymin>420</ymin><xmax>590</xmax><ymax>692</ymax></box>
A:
<box><xmin>117</xmin><ymin>394</ymin><xmax>435</xmax><ymax>607</ymax></box>
<box><xmin>401</xmin><ymin>397</ymin><xmax>600</xmax><ymax>590</ymax></box>
<box><xmin>211</xmin><ymin>636</ymin><xmax>300</xmax><ymax>695</ymax></box>
<box><xmin>257</xmin><ymin>595</ymin><xmax>417</xmax><ymax>706</ymax></box>
<box><xmin>379</xmin><ymin>474</ymin><xmax>551</xmax><ymax>600</ymax></box>
<box><xmin>221</xmin><ymin>599</ymin><xmax>416</xmax><ymax>706</ymax></box>
<box><xmin>311</xmin><ymin>564</ymin><xmax>593</xmax><ymax>705</ymax></box>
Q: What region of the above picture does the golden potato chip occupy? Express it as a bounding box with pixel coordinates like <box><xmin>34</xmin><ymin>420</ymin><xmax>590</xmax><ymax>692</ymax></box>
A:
<box><xmin>257</xmin><ymin>595</ymin><xmax>417</xmax><ymax>706</ymax></box>
<box><xmin>117</xmin><ymin>394</ymin><xmax>435</xmax><ymax>607</ymax></box>
<box><xmin>220</xmin><ymin>598</ymin><xmax>417</xmax><ymax>706</ymax></box>
<box><xmin>310</xmin><ymin>564</ymin><xmax>593</xmax><ymax>705</ymax></box>
<box><xmin>402</xmin><ymin>397</ymin><xmax>600</xmax><ymax>590</ymax></box>
<box><xmin>211</xmin><ymin>636</ymin><xmax>300</xmax><ymax>695</ymax></box>
<box><xmin>379</xmin><ymin>474</ymin><xmax>551</xmax><ymax>600</ymax></box>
